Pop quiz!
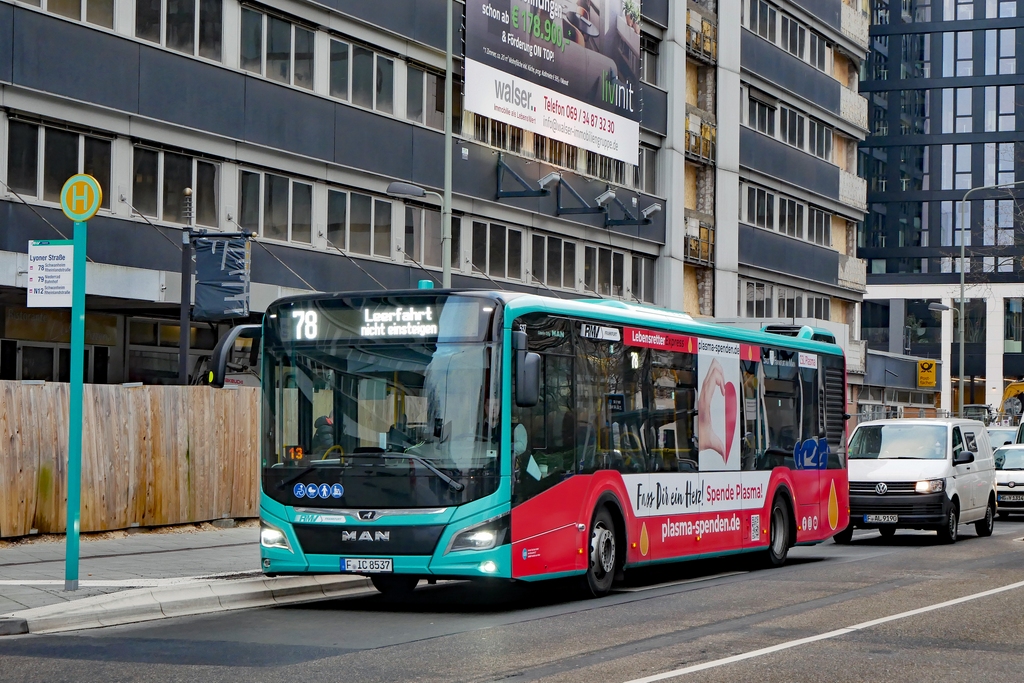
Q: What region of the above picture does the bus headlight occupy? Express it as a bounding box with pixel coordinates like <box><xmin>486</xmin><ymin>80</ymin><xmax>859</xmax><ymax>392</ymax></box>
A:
<box><xmin>448</xmin><ymin>514</ymin><xmax>509</xmax><ymax>553</ymax></box>
<box><xmin>260</xmin><ymin>521</ymin><xmax>292</xmax><ymax>551</ymax></box>
<box><xmin>915</xmin><ymin>479</ymin><xmax>945</xmax><ymax>494</ymax></box>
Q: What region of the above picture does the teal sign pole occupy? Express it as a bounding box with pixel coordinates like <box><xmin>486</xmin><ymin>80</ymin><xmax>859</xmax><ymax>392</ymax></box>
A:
<box><xmin>65</xmin><ymin>220</ymin><xmax>87</xmax><ymax>591</ymax></box>
<box><xmin>58</xmin><ymin>174</ymin><xmax>101</xmax><ymax>591</ymax></box>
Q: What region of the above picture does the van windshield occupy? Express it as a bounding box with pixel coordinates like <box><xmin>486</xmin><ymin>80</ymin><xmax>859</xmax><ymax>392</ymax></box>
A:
<box><xmin>848</xmin><ymin>424</ymin><xmax>948</xmax><ymax>460</ymax></box>
<box><xmin>994</xmin><ymin>448</ymin><xmax>1024</xmax><ymax>470</ymax></box>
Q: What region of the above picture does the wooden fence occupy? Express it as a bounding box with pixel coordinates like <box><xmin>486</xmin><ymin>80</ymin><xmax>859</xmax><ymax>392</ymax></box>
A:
<box><xmin>0</xmin><ymin>382</ymin><xmax>260</xmax><ymax>538</ymax></box>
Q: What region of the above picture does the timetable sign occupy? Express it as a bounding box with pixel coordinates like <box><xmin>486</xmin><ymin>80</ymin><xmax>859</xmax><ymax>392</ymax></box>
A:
<box><xmin>27</xmin><ymin>240</ymin><xmax>75</xmax><ymax>308</ymax></box>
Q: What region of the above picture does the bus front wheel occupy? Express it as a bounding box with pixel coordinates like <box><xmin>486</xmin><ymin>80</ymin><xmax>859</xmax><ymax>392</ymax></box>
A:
<box><xmin>371</xmin><ymin>574</ymin><xmax>419</xmax><ymax>599</ymax></box>
<box><xmin>583</xmin><ymin>507</ymin><xmax>618</xmax><ymax>597</ymax></box>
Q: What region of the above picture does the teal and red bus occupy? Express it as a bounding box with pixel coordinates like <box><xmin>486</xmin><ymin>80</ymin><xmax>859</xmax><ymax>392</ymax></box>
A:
<box><xmin>212</xmin><ymin>290</ymin><xmax>849</xmax><ymax>596</ymax></box>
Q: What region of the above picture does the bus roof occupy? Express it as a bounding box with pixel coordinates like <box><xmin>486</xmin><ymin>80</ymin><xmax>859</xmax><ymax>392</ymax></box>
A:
<box><xmin>267</xmin><ymin>288</ymin><xmax>844</xmax><ymax>357</ymax></box>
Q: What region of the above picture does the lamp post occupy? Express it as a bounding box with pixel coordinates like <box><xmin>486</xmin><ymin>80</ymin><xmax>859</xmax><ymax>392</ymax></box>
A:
<box><xmin>442</xmin><ymin>0</ymin><xmax>453</xmax><ymax>290</ymax></box>
<box><xmin>939</xmin><ymin>179</ymin><xmax>1024</xmax><ymax>417</ymax></box>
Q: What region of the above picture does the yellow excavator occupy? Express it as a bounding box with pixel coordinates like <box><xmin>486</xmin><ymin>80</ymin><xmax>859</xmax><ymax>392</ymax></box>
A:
<box><xmin>1000</xmin><ymin>381</ymin><xmax>1024</xmax><ymax>420</ymax></box>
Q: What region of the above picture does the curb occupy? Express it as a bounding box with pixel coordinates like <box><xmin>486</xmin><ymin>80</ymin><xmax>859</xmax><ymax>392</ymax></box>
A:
<box><xmin>1</xmin><ymin>574</ymin><xmax>376</xmax><ymax>635</ymax></box>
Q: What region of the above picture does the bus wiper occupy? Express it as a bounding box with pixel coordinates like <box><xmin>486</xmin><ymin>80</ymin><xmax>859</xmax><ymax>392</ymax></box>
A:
<box><xmin>358</xmin><ymin>451</ymin><xmax>465</xmax><ymax>492</ymax></box>
<box><xmin>276</xmin><ymin>460</ymin><xmax>338</xmax><ymax>489</ymax></box>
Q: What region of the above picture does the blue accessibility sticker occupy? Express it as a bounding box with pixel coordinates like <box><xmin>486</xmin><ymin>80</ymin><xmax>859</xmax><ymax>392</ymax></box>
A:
<box><xmin>331</xmin><ymin>483</ymin><xmax>344</xmax><ymax>498</ymax></box>
<box><xmin>293</xmin><ymin>483</ymin><xmax>306</xmax><ymax>498</ymax></box>
<box><xmin>305</xmin><ymin>483</ymin><xmax>319</xmax><ymax>498</ymax></box>
<box><xmin>318</xmin><ymin>483</ymin><xmax>331</xmax><ymax>499</ymax></box>
<box><xmin>522</xmin><ymin>548</ymin><xmax>528</xmax><ymax>560</ymax></box>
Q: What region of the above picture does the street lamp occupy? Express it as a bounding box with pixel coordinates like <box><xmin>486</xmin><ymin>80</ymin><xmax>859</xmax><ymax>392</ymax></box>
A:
<box><xmin>942</xmin><ymin>179</ymin><xmax>1024</xmax><ymax>417</ymax></box>
<box><xmin>386</xmin><ymin>181</ymin><xmax>449</xmax><ymax>287</ymax></box>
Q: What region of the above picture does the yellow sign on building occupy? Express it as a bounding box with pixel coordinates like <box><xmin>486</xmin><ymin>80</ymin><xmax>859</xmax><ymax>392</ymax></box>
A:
<box><xmin>918</xmin><ymin>360</ymin><xmax>937</xmax><ymax>388</ymax></box>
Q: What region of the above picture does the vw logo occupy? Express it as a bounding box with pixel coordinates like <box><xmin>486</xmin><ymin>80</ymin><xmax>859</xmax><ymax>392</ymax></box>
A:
<box><xmin>358</xmin><ymin>511</ymin><xmax>377</xmax><ymax>520</ymax></box>
<box><xmin>1009</xmin><ymin>481</ymin><xmax>1017</xmax><ymax>489</ymax></box>
<box><xmin>875</xmin><ymin>482</ymin><xmax>888</xmax><ymax>495</ymax></box>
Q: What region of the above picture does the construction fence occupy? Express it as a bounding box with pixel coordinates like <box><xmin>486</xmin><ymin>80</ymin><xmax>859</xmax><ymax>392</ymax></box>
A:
<box><xmin>0</xmin><ymin>381</ymin><xmax>260</xmax><ymax>538</ymax></box>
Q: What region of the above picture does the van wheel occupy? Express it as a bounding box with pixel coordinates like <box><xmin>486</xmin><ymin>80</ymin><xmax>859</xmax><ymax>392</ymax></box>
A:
<box><xmin>832</xmin><ymin>525</ymin><xmax>854</xmax><ymax>545</ymax></box>
<box><xmin>975</xmin><ymin>498</ymin><xmax>996</xmax><ymax>537</ymax></box>
<box><xmin>371</xmin><ymin>575</ymin><xmax>419</xmax><ymax>599</ymax></box>
<box><xmin>936</xmin><ymin>504</ymin><xmax>959</xmax><ymax>544</ymax></box>
<box><xmin>582</xmin><ymin>507</ymin><xmax>618</xmax><ymax>597</ymax></box>
<box><xmin>761</xmin><ymin>496</ymin><xmax>791</xmax><ymax>567</ymax></box>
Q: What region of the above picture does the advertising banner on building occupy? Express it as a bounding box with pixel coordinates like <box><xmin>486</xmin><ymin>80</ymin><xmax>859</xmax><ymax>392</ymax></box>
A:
<box><xmin>464</xmin><ymin>0</ymin><xmax>642</xmax><ymax>165</ymax></box>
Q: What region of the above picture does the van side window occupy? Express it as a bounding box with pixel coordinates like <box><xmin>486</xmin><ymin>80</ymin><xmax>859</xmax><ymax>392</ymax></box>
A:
<box><xmin>963</xmin><ymin>431</ymin><xmax>977</xmax><ymax>452</ymax></box>
<box><xmin>952</xmin><ymin>427</ymin><xmax>964</xmax><ymax>458</ymax></box>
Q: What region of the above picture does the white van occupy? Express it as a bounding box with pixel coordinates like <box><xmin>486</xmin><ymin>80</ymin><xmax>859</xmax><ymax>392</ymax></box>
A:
<box><xmin>835</xmin><ymin>419</ymin><xmax>997</xmax><ymax>544</ymax></box>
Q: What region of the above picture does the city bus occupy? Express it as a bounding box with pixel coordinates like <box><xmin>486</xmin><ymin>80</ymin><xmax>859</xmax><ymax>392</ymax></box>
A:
<box><xmin>211</xmin><ymin>289</ymin><xmax>850</xmax><ymax>597</ymax></box>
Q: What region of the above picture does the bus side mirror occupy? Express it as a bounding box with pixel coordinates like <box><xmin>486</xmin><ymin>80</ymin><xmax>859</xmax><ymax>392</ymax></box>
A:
<box><xmin>513</xmin><ymin>330</ymin><xmax>540</xmax><ymax>407</ymax></box>
<box><xmin>210</xmin><ymin>324</ymin><xmax>262</xmax><ymax>388</ymax></box>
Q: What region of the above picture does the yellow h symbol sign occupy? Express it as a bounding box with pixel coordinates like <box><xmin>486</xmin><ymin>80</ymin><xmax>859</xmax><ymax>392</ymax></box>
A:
<box><xmin>71</xmin><ymin>182</ymin><xmax>89</xmax><ymax>213</ymax></box>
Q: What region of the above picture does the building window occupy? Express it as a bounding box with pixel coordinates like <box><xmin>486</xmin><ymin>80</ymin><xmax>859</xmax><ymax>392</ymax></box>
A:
<box><xmin>943</xmin><ymin>31</ymin><xmax>973</xmax><ymax>77</ymax></box>
<box><xmin>631</xmin><ymin>255</ymin><xmax>655</xmax><ymax>303</ymax></box>
<box><xmin>778</xmin><ymin>197</ymin><xmax>803</xmax><ymax>238</ymax></box>
<box><xmin>808</xmin><ymin>120</ymin><xmax>832</xmax><ymax>161</ymax></box>
<box><xmin>984</xmin><ymin>86</ymin><xmax>1015</xmax><ymax>132</ymax></box>
<box><xmin>809</xmin><ymin>207</ymin><xmax>831</xmax><ymax>246</ymax></box>
<box><xmin>406</xmin><ymin>65</ymin><xmax>462</xmax><ymax>131</ymax></box>
<box><xmin>41</xmin><ymin>0</ymin><xmax>114</xmax><ymax>29</ymax></box>
<box><xmin>7</xmin><ymin>122</ymin><xmax>111</xmax><ymax>210</ymax></box>
<box><xmin>1006</xmin><ymin>299</ymin><xmax>1024</xmax><ymax>352</ymax></box>
<box><xmin>743</xmin><ymin>280</ymin><xmax>774</xmax><ymax>317</ymax></box>
<box><xmin>239</xmin><ymin>9</ymin><xmax>314</xmax><ymax>90</ymax></box>
<box><xmin>637</xmin><ymin>145</ymin><xmax>658</xmax><ymax>195</ymax></box>
<box><xmin>747</xmin><ymin>0</ymin><xmax>777</xmax><ymax>42</ymax></box>
<box><xmin>780</xmin><ymin>15</ymin><xmax>805</xmax><ymax>58</ymax></box>
<box><xmin>956</xmin><ymin>0</ymin><xmax>974</xmax><ymax>19</ymax></box>
<box><xmin>402</xmin><ymin>206</ymin><xmax>460</xmax><ymax>269</ymax></box>
<box><xmin>807</xmin><ymin>296</ymin><xmax>830</xmax><ymax>321</ymax></box>
<box><xmin>989</xmin><ymin>0</ymin><xmax>1017</xmax><ymax>18</ymax></box>
<box><xmin>748</xmin><ymin>97</ymin><xmax>775</xmax><ymax>135</ymax></box>
<box><xmin>808</xmin><ymin>32</ymin><xmax>829</xmax><ymax>72</ymax></box>
<box><xmin>746</xmin><ymin>185</ymin><xmax>775</xmax><ymax>229</ymax></box>
<box><xmin>985</xmin><ymin>29</ymin><xmax>1017</xmax><ymax>75</ymax></box>
<box><xmin>132</xmin><ymin>147</ymin><xmax>218</xmax><ymax>226</ymax></box>
<box><xmin>940</xmin><ymin>87</ymin><xmax>972</xmax><ymax>133</ymax></box>
<box><xmin>779</xmin><ymin>105</ymin><xmax>805</xmax><ymax>149</ymax></box>
<box><xmin>471</xmin><ymin>222</ymin><xmax>522</xmax><ymax>280</ymax></box>
<box><xmin>530</xmin><ymin>234</ymin><xmax>577</xmax><ymax>290</ymax></box>
<box><xmin>583</xmin><ymin>246</ymin><xmax>624</xmax><ymax>297</ymax></box>
<box><xmin>136</xmin><ymin>0</ymin><xmax>222</xmax><ymax>60</ymax></box>
<box><xmin>237</xmin><ymin>170</ymin><xmax>313</xmax><ymax>243</ymax></box>
<box><xmin>641</xmin><ymin>33</ymin><xmax>659</xmax><ymax>86</ymax></box>
<box><xmin>982</xmin><ymin>199</ymin><xmax>1015</xmax><ymax>247</ymax></box>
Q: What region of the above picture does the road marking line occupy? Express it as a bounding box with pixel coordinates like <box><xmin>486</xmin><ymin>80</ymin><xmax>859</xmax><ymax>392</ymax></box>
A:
<box><xmin>0</xmin><ymin>571</ymin><xmax>262</xmax><ymax>588</ymax></box>
<box><xmin>613</xmin><ymin>572</ymin><xmax>748</xmax><ymax>593</ymax></box>
<box><xmin>621</xmin><ymin>578</ymin><xmax>1024</xmax><ymax>683</ymax></box>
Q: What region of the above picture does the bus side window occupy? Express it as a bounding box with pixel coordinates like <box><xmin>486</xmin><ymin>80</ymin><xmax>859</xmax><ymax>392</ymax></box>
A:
<box><xmin>760</xmin><ymin>348</ymin><xmax>800</xmax><ymax>470</ymax></box>
<box><xmin>740</xmin><ymin>357</ymin><xmax>760</xmax><ymax>471</ymax></box>
<box><xmin>650</xmin><ymin>349</ymin><xmax>697</xmax><ymax>472</ymax></box>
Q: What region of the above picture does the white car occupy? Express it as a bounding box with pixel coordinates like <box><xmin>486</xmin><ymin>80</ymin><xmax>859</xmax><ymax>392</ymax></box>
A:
<box><xmin>994</xmin><ymin>444</ymin><xmax>1024</xmax><ymax>518</ymax></box>
<box><xmin>835</xmin><ymin>419</ymin><xmax>997</xmax><ymax>544</ymax></box>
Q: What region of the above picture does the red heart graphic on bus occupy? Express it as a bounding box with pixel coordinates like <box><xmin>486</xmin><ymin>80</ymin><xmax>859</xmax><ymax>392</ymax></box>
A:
<box><xmin>723</xmin><ymin>382</ymin><xmax>738</xmax><ymax>461</ymax></box>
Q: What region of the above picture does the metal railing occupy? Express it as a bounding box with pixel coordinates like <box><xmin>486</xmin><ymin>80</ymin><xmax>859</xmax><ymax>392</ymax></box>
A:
<box><xmin>684</xmin><ymin>213</ymin><xmax>715</xmax><ymax>266</ymax></box>
<box><xmin>685</xmin><ymin>15</ymin><xmax>718</xmax><ymax>64</ymax></box>
<box><xmin>684</xmin><ymin>116</ymin><xmax>717</xmax><ymax>164</ymax></box>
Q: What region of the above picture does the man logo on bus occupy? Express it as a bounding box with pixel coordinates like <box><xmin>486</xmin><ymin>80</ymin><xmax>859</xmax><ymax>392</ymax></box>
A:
<box><xmin>341</xmin><ymin>530</ymin><xmax>390</xmax><ymax>542</ymax></box>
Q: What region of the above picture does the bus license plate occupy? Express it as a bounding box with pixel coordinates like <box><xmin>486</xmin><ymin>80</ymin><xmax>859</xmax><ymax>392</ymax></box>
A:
<box><xmin>998</xmin><ymin>494</ymin><xmax>1024</xmax><ymax>502</ymax></box>
<box><xmin>341</xmin><ymin>558</ymin><xmax>393</xmax><ymax>573</ymax></box>
<box><xmin>864</xmin><ymin>514</ymin><xmax>898</xmax><ymax>523</ymax></box>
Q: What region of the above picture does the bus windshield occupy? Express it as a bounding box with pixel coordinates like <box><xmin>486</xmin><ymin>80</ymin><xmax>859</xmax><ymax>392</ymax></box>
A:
<box><xmin>262</xmin><ymin>295</ymin><xmax>501</xmax><ymax>509</ymax></box>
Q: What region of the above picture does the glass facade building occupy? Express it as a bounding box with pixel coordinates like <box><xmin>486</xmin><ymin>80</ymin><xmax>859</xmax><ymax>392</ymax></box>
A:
<box><xmin>859</xmin><ymin>0</ymin><xmax>1024</xmax><ymax>414</ymax></box>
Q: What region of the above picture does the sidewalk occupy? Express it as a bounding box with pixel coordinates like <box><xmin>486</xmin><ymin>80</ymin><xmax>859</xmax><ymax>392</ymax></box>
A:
<box><xmin>0</xmin><ymin>522</ymin><xmax>261</xmax><ymax>614</ymax></box>
<box><xmin>0</xmin><ymin>522</ymin><xmax>375</xmax><ymax>634</ymax></box>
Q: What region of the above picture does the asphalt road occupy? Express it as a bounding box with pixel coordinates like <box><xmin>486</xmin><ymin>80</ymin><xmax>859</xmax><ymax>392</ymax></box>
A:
<box><xmin>2</xmin><ymin>519</ymin><xmax>1024</xmax><ymax>683</ymax></box>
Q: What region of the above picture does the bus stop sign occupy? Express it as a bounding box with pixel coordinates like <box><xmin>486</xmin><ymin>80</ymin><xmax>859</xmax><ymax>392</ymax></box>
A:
<box><xmin>60</xmin><ymin>174</ymin><xmax>102</xmax><ymax>222</ymax></box>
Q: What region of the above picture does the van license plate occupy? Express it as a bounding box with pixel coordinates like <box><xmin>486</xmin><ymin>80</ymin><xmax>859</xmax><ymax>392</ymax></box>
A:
<box><xmin>864</xmin><ymin>514</ymin><xmax>898</xmax><ymax>523</ymax></box>
<box><xmin>341</xmin><ymin>558</ymin><xmax>393</xmax><ymax>573</ymax></box>
<box><xmin>998</xmin><ymin>494</ymin><xmax>1024</xmax><ymax>502</ymax></box>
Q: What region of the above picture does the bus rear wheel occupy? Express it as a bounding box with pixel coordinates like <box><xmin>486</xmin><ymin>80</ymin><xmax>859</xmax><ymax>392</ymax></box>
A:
<box><xmin>371</xmin><ymin>575</ymin><xmax>419</xmax><ymax>599</ymax></box>
<box><xmin>583</xmin><ymin>507</ymin><xmax>618</xmax><ymax>597</ymax></box>
<box><xmin>761</xmin><ymin>496</ymin><xmax>791</xmax><ymax>567</ymax></box>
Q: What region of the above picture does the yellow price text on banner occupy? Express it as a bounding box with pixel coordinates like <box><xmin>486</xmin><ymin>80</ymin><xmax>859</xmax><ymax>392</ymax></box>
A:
<box><xmin>60</xmin><ymin>174</ymin><xmax>102</xmax><ymax>222</ymax></box>
<box><xmin>918</xmin><ymin>360</ymin><xmax>937</xmax><ymax>388</ymax></box>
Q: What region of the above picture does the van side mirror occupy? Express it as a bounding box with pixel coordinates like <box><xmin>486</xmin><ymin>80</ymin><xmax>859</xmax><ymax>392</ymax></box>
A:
<box><xmin>210</xmin><ymin>324</ymin><xmax>262</xmax><ymax>388</ymax></box>
<box><xmin>512</xmin><ymin>330</ymin><xmax>540</xmax><ymax>407</ymax></box>
<box><xmin>953</xmin><ymin>451</ymin><xmax>975</xmax><ymax>466</ymax></box>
